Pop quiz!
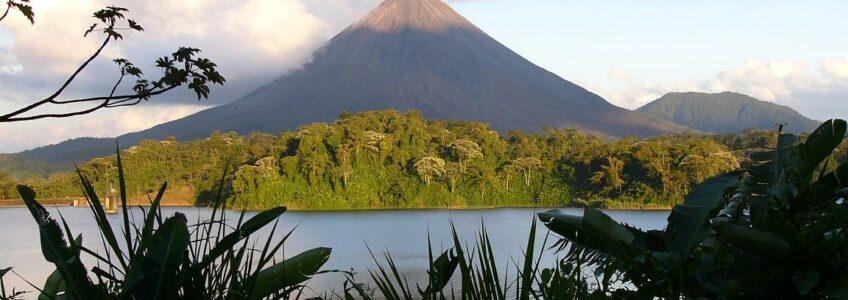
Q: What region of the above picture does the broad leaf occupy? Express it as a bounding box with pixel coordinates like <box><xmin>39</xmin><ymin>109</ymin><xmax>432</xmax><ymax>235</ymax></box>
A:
<box><xmin>539</xmin><ymin>207</ymin><xmax>637</xmax><ymax>257</ymax></box>
<box><xmin>664</xmin><ymin>171</ymin><xmax>743</xmax><ymax>254</ymax></box>
<box><xmin>713</xmin><ymin>224</ymin><xmax>789</xmax><ymax>258</ymax></box>
<box><xmin>246</xmin><ymin>247</ymin><xmax>331</xmax><ymax>300</ymax></box>
<box><xmin>17</xmin><ymin>185</ymin><xmax>95</xmax><ymax>299</ymax></box>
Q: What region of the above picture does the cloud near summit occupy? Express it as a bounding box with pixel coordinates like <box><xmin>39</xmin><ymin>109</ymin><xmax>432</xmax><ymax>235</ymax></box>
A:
<box><xmin>0</xmin><ymin>0</ymin><xmax>390</xmax><ymax>153</ymax></box>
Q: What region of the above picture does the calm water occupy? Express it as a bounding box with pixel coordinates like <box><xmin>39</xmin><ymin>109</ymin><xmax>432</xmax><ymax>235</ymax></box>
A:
<box><xmin>0</xmin><ymin>207</ymin><xmax>668</xmax><ymax>298</ymax></box>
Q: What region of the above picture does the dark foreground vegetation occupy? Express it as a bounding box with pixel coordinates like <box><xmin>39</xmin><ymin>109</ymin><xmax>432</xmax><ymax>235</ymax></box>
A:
<box><xmin>4</xmin><ymin>110</ymin><xmax>846</xmax><ymax>210</ymax></box>
<box><xmin>2</xmin><ymin>119</ymin><xmax>846</xmax><ymax>299</ymax></box>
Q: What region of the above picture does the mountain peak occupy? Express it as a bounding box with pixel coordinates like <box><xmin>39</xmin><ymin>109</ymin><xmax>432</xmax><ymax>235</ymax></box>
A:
<box><xmin>352</xmin><ymin>0</ymin><xmax>477</xmax><ymax>32</ymax></box>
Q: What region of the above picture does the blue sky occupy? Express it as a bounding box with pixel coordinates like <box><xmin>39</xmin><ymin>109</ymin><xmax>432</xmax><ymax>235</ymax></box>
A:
<box><xmin>1</xmin><ymin>0</ymin><xmax>846</xmax><ymax>152</ymax></box>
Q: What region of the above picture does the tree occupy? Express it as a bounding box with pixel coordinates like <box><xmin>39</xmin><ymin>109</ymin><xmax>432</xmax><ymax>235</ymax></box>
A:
<box><xmin>511</xmin><ymin>157</ymin><xmax>542</xmax><ymax>187</ymax></box>
<box><xmin>364</xmin><ymin>131</ymin><xmax>386</xmax><ymax>153</ymax></box>
<box><xmin>0</xmin><ymin>6</ymin><xmax>224</xmax><ymax>122</ymax></box>
<box><xmin>443</xmin><ymin>162</ymin><xmax>466</xmax><ymax>193</ymax></box>
<box><xmin>335</xmin><ymin>143</ymin><xmax>354</xmax><ymax>187</ymax></box>
<box><xmin>413</xmin><ymin>156</ymin><xmax>445</xmax><ymax>185</ymax></box>
<box><xmin>539</xmin><ymin>119</ymin><xmax>848</xmax><ymax>299</ymax></box>
<box><xmin>0</xmin><ymin>172</ymin><xmax>14</xmax><ymax>199</ymax></box>
<box><xmin>591</xmin><ymin>156</ymin><xmax>624</xmax><ymax>193</ymax></box>
<box><xmin>450</xmin><ymin>139</ymin><xmax>483</xmax><ymax>166</ymax></box>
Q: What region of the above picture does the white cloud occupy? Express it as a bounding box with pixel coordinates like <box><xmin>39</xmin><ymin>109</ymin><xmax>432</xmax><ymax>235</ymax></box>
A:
<box><xmin>823</xmin><ymin>57</ymin><xmax>848</xmax><ymax>80</ymax></box>
<box><xmin>0</xmin><ymin>0</ymin><xmax>358</xmax><ymax>153</ymax></box>
<box><xmin>0</xmin><ymin>0</ymin><xmax>333</xmax><ymax>107</ymax></box>
<box><xmin>590</xmin><ymin>59</ymin><xmax>848</xmax><ymax>121</ymax></box>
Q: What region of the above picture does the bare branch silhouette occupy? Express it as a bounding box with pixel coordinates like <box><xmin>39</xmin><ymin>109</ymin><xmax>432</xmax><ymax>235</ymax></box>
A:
<box><xmin>0</xmin><ymin>6</ymin><xmax>225</xmax><ymax>123</ymax></box>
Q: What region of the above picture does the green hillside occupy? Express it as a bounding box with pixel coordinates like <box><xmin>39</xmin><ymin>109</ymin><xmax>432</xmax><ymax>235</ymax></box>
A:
<box><xmin>637</xmin><ymin>91</ymin><xmax>820</xmax><ymax>133</ymax></box>
<box><xmin>4</xmin><ymin>110</ymin><xmax>845</xmax><ymax>208</ymax></box>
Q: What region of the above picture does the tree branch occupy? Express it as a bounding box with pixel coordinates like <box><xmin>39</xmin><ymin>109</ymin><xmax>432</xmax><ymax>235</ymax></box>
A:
<box><xmin>0</xmin><ymin>36</ymin><xmax>112</xmax><ymax>120</ymax></box>
<box><xmin>0</xmin><ymin>3</ymin><xmax>11</xmax><ymax>22</ymax></box>
<box><xmin>0</xmin><ymin>85</ymin><xmax>176</xmax><ymax>122</ymax></box>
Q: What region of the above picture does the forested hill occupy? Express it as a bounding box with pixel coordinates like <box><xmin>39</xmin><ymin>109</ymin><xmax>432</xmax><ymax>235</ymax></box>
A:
<box><xmin>637</xmin><ymin>91</ymin><xmax>820</xmax><ymax>133</ymax></box>
<box><xmin>3</xmin><ymin>110</ymin><xmax>844</xmax><ymax>209</ymax></box>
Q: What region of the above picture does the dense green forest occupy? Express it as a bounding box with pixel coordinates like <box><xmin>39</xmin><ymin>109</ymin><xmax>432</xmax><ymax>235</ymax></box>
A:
<box><xmin>637</xmin><ymin>91</ymin><xmax>820</xmax><ymax>133</ymax></box>
<box><xmin>2</xmin><ymin>110</ymin><xmax>846</xmax><ymax>209</ymax></box>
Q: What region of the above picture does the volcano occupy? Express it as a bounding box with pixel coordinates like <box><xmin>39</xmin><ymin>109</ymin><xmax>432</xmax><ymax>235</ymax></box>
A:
<box><xmin>17</xmin><ymin>0</ymin><xmax>686</xmax><ymax>165</ymax></box>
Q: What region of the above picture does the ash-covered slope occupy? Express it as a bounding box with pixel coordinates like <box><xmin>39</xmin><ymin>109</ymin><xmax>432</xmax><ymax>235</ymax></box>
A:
<box><xmin>15</xmin><ymin>0</ymin><xmax>685</xmax><ymax>168</ymax></box>
<box><xmin>122</xmin><ymin>0</ymin><xmax>684</xmax><ymax>139</ymax></box>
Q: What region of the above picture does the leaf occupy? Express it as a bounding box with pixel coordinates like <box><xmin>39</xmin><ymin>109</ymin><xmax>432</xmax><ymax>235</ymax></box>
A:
<box><xmin>116</xmin><ymin>143</ymin><xmax>133</xmax><ymax>260</ymax></box>
<box><xmin>76</xmin><ymin>170</ymin><xmax>127</xmax><ymax>269</ymax></box>
<box><xmin>195</xmin><ymin>206</ymin><xmax>287</xmax><ymax>271</ymax></box>
<box><xmin>17</xmin><ymin>185</ymin><xmax>95</xmax><ymax>299</ymax></box>
<box><xmin>792</xmin><ymin>270</ymin><xmax>820</xmax><ymax>296</ymax></box>
<box><xmin>664</xmin><ymin>170</ymin><xmax>743</xmax><ymax>254</ymax></box>
<box><xmin>127</xmin><ymin>213</ymin><xmax>190</xmax><ymax>300</ymax></box>
<box><xmin>519</xmin><ymin>217</ymin><xmax>537</xmax><ymax>300</ymax></box>
<box><xmin>539</xmin><ymin>207</ymin><xmax>637</xmax><ymax>257</ymax></box>
<box><xmin>10</xmin><ymin>2</ymin><xmax>35</xmax><ymax>24</ymax></box>
<box><xmin>713</xmin><ymin>223</ymin><xmax>789</xmax><ymax>259</ymax></box>
<box><xmin>246</xmin><ymin>247</ymin><xmax>331</xmax><ymax>300</ymax></box>
<box><xmin>39</xmin><ymin>268</ymin><xmax>66</xmax><ymax>300</ymax></box>
<box><xmin>417</xmin><ymin>248</ymin><xmax>460</xmax><ymax>296</ymax></box>
<box><xmin>798</xmin><ymin>119</ymin><xmax>847</xmax><ymax>178</ymax></box>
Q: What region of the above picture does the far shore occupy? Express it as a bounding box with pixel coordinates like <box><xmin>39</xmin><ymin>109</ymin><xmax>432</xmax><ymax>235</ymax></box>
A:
<box><xmin>0</xmin><ymin>200</ymin><xmax>673</xmax><ymax>212</ymax></box>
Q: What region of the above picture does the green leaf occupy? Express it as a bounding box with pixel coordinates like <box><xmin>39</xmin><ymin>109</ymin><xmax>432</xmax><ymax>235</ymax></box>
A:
<box><xmin>798</xmin><ymin>119</ymin><xmax>847</xmax><ymax>178</ymax></box>
<box><xmin>713</xmin><ymin>223</ymin><xmax>789</xmax><ymax>258</ymax></box>
<box><xmin>246</xmin><ymin>247</ymin><xmax>331</xmax><ymax>300</ymax></box>
<box><xmin>39</xmin><ymin>268</ymin><xmax>66</xmax><ymax>300</ymax></box>
<box><xmin>195</xmin><ymin>206</ymin><xmax>287</xmax><ymax>271</ymax></box>
<box><xmin>116</xmin><ymin>143</ymin><xmax>133</xmax><ymax>260</ymax></box>
<box><xmin>539</xmin><ymin>207</ymin><xmax>637</xmax><ymax>257</ymax></box>
<box><xmin>664</xmin><ymin>170</ymin><xmax>743</xmax><ymax>254</ymax></box>
<box><xmin>17</xmin><ymin>185</ymin><xmax>95</xmax><ymax>299</ymax></box>
<box><xmin>792</xmin><ymin>270</ymin><xmax>819</xmax><ymax>295</ymax></box>
<box><xmin>519</xmin><ymin>217</ymin><xmax>537</xmax><ymax>300</ymax></box>
<box><xmin>417</xmin><ymin>248</ymin><xmax>460</xmax><ymax>296</ymax></box>
<box><xmin>127</xmin><ymin>213</ymin><xmax>190</xmax><ymax>300</ymax></box>
<box><xmin>76</xmin><ymin>170</ymin><xmax>128</xmax><ymax>269</ymax></box>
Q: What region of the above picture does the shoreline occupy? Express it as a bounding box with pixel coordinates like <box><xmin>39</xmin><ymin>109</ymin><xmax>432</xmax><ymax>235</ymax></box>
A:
<box><xmin>0</xmin><ymin>202</ymin><xmax>673</xmax><ymax>212</ymax></box>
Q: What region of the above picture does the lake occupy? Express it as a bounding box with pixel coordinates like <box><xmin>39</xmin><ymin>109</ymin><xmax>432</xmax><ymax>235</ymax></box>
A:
<box><xmin>0</xmin><ymin>207</ymin><xmax>669</xmax><ymax>298</ymax></box>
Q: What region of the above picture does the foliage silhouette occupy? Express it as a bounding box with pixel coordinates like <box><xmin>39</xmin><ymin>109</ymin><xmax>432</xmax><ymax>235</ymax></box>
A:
<box><xmin>7</xmin><ymin>149</ymin><xmax>330</xmax><ymax>299</ymax></box>
<box><xmin>0</xmin><ymin>5</ymin><xmax>224</xmax><ymax>122</ymax></box>
<box><xmin>539</xmin><ymin>119</ymin><xmax>848</xmax><ymax>298</ymax></box>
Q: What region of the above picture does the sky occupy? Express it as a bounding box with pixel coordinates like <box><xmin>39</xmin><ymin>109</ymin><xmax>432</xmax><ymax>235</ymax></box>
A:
<box><xmin>0</xmin><ymin>0</ymin><xmax>846</xmax><ymax>153</ymax></box>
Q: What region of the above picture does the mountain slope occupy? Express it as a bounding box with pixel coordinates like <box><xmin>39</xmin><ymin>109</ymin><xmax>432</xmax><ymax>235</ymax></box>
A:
<box><xmin>637</xmin><ymin>91</ymin><xmax>820</xmax><ymax>133</ymax></box>
<box><xmin>11</xmin><ymin>0</ymin><xmax>684</xmax><ymax>170</ymax></box>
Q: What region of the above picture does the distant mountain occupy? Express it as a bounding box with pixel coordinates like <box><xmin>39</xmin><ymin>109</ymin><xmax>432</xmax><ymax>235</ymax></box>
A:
<box><xmin>6</xmin><ymin>0</ymin><xmax>685</xmax><ymax>173</ymax></box>
<box><xmin>637</xmin><ymin>92</ymin><xmax>820</xmax><ymax>133</ymax></box>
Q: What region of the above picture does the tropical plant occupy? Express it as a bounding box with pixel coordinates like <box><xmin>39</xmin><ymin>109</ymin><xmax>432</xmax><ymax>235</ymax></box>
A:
<box><xmin>590</xmin><ymin>156</ymin><xmax>624</xmax><ymax>193</ymax></box>
<box><xmin>338</xmin><ymin>219</ymin><xmax>606</xmax><ymax>300</ymax></box>
<box><xmin>0</xmin><ymin>268</ymin><xmax>27</xmax><ymax>300</ymax></box>
<box><xmin>538</xmin><ymin>119</ymin><xmax>848</xmax><ymax>298</ymax></box>
<box><xmin>12</xmin><ymin>147</ymin><xmax>331</xmax><ymax>299</ymax></box>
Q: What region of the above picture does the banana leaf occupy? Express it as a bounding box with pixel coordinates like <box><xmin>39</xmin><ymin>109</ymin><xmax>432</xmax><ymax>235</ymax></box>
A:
<box><xmin>246</xmin><ymin>247</ymin><xmax>331</xmax><ymax>300</ymax></box>
<box><xmin>713</xmin><ymin>223</ymin><xmax>789</xmax><ymax>259</ymax></box>
<box><xmin>664</xmin><ymin>171</ymin><xmax>743</xmax><ymax>254</ymax></box>
<box><xmin>539</xmin><ymin>207</ymin><xmax>637</xmax><ymax>257</ymax></box>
